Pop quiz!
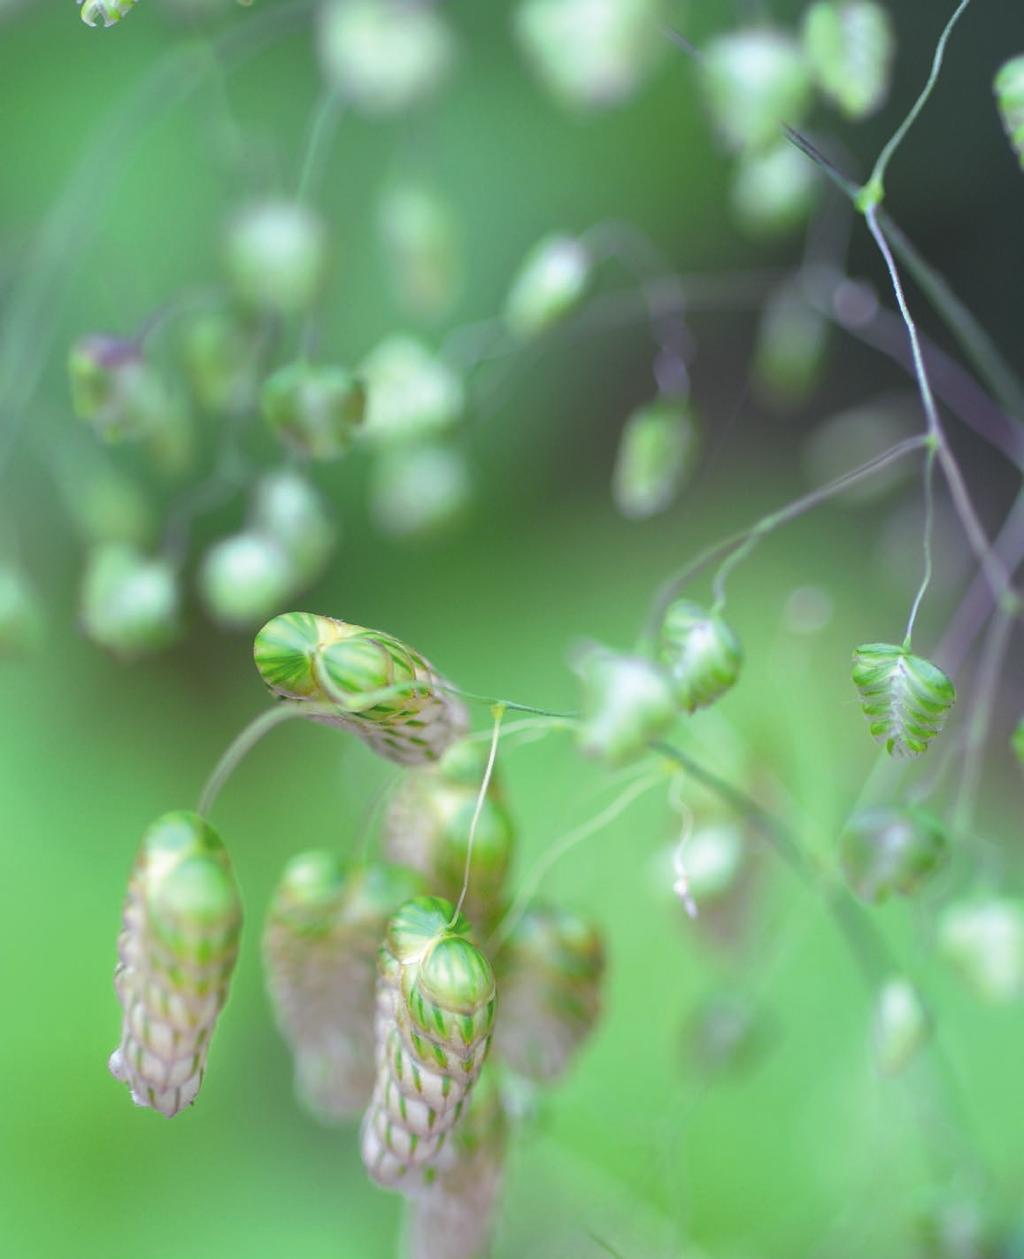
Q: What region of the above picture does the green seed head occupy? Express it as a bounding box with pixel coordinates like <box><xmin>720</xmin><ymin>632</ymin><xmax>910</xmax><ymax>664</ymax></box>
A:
<box><xmin>575</xmin><ymin>645</ymin><xmax>678</xmax><ymax>764</ymax></box>
<box><xmin>753</xmin><ymin>282</ymin><xmax>828</xmax><ymax>407</ymax></box>
<box><xmin>253</xmin><ymin>611</ymin><xmax>337</xmax><ymax>699</ymax></box>
<box><xmin>79</xmin><ymin>0</ymin><xmax>138</xmax><ymax>27</ymax></box>
<box><xmin>872</xmin><ymin>977</ymin><xmax>929</xmax><ymax>1076</ymax></box>
<box><xmin>803</xmin><ymin>2</ymin><xmax>895</xmax><ymax>120</ymax></box>
<box><xmin>224</xmin><ymin>200</ymin><xmax>328</xmax><ymax>315</ymax></box>
<box><xmin>612</xmin><ymin>397</ymin><xmax>700</xmax><ymax>520</ymax></box>
<box><xmin>378</xmin><ymin>179</ymin><xmax>460</xmax><ymax>318</ymax></box>
<box><xmin>840</xmin><ymin>806</ymin><xmax>948</xmax><ymax>904</ymax></box>
<box><xmin>505</xmin><ymin>234</ymin><xmax>591</xmax><ymax>338</ymax></box>
<box><xmin>851</xmin><ymin>643</ymin><xmax>956</xmax><ymax>758</ymax></box>
<box><xmin>494</xmin><ymin>903</ymin><xmax>604</xmax><ymax>1083</ymax></box>
<box><xmin>939</xmin><ymin>899</ymin><xmax>1024</xmax><ymax>1004</ymax></box>
<box><xmin>261</xmin><ymin>361</ymin><xmax>366</xmax><ymax>461</ymax></box>
<box><xmin>110</xmin><ymin>811</ymin><xmax>241</xmax><ymax>1117</ymax></box>
<box><xmin>515</xmin><ymin>0</ymin><xmax>664</xmax><ymax>111</ymax></box>
<box><xmin>658</xmin><ymin>600</ymin><xmax>743</xmax><ymax>712</ymax></box>
<box><xmin>996</xmin><ymin>55</ymin><xmax>1024</xmax><ymax>170</ymax></box>
<box><xmin>701</xmin><ymin>28</ymin><xmax>812</xmax><ymax>153</ymax></box>
<box><xmin>730</xmin><ymin>144</ymin><xmax>819</xmax><ymax>239</ymax></box>
<box><xmin>199</xmin><ymin>531</ymin><xmax>294</xmax><ymax>630</ymax></box>
<box><xmin>180</xmin><ymin>309</ymin><xmax>259</xmax><ymax>416</ymax></box>
<box><xmin>80</xmin><ymin>543</ymin><xmax>181</xmax><ymax>658</ymax></box>
<box><xmin>68</xmin><ymin>335</ymin><xmax>177</xmax><ymax>443</ymax></box>
<box><xmin>249</xmin><ymin>469</ymin><xmax>336</xmax><ymax>586</ymax></box>
<box><xmin>360</xmin><ymin>336</ymin><xmax>464</xmax><ymax>446</ymax></box>
<box><xmin>318</xmin><ymin>0</ymin><xmax>456</xmax><ymax>115</ymax></box>
<box><xmin>370</xmin><ymin>442</ymin><xmax>472</xmax><ymax>540</ymax></box>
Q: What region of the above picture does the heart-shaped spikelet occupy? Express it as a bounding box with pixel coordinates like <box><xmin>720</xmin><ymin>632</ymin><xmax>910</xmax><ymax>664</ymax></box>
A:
<box><xmin>852</xmin><ymin>643</ymin><xmax>955</xmax><ymax>757</ymax></box>
<box><xmin>109</xmin><ymin>811</ymin><xmax>242</xmax><ymax>1117</ymax></box>
<box><xmin>361</xmin><ymin>897</ymin><xmax>496</xmax><ymax>1192</ymax></box>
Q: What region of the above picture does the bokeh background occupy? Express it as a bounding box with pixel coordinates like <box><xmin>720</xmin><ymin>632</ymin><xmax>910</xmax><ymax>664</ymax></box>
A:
<box><xmin>1</xmin><ymin>2</ymin><xmax>1023</xmax><ymax>1256</ymax></box>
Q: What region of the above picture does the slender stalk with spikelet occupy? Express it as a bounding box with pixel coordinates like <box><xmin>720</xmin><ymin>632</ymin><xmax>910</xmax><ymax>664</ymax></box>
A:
<box><xmin>109</xmin><ymin>811</ymin><xmax>242</xmax><ymax>1117</ymax></box>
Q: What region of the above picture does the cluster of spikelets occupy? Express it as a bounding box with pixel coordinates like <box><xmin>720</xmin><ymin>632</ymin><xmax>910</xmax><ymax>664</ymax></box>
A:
<box><xmin>109</xmin><ymin>614</ymin><xmax>606</xmax><ymax>1257</ymax></box>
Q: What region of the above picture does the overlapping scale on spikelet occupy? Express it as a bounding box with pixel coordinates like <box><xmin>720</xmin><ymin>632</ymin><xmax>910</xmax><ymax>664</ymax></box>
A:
<box><xmin>361</xmin><ymin>897</ymin><xmax>496</xmax><ymax>1191</ymax></box>
<box><xmin>383</xmin><ymin>739</ymin><xmax>516</xmax><ymax>936</ymax></box>
<box><xmin>263</xmin><ymin>853</ymin><xmax>422</xmax><ymax>1122</ymax></box>
<box><xmin>109</xmin><ymin>811</ymin><xmax>242</xmax><ymax>1117</ymax></box>
<box><xmin>407</xmin><ymin>1067</ymin><xmax>508</xmax><ymax>1259</ymax></box>
<box><xmin>493</xmin><ymin>904</ymin><xmax>604</xmax><ymax>1084</ymax></box>
<box><xmin>254</xmin><ymin>611</ymin><xmax>468</xmax><ymax>765</ymax></box>
<box><xmin>852</xmin><ymin>643</ymin><xmax>955</xmax><ymax>757</ymax></box>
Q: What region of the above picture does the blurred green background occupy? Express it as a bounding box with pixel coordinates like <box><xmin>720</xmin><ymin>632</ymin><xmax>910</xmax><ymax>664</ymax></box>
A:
<box><xmin>2</xmin><ymin>2</ymin><xmax>1023</xmax><ymax>1257</ymax></box>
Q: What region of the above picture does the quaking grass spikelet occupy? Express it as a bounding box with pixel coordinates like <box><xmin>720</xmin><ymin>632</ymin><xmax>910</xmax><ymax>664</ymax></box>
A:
<box><xmin>109</xmin><ymin>811</ymin><xmax>242</xmax><ymax>1117</ymax></box>
<box><xmin>851</xmin><ymin>643</ymin><xmax>955</xmax><ymax>757</ymax></box>
<box><xmin>263</xmin><ymin>855</ymin><xmax>423</xmax><ymax>1122</ymax></box>
<box><xmin>254</xmin><ymin>611</ymin><xmax>469</xmax><ymax>765</ymax></box>
<box><xmin>361</xmin><ymin>897</ymin><xmax>495</xmax><ymax>1191</ymax></box>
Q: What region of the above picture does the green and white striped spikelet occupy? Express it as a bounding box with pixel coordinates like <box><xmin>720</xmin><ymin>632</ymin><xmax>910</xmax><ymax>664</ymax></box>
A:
<box><xmin>406</xmin><ymin>1066</ymin><xmax>508</xmax><ymax>1259</ymax></box>
<box><xmin>263</xmin><ymin>854</ymin><xmax>423</xmax><ymax>1122</ymax></box>
<box><xmin>361</xmin><ymin>897</ymin><xmax>496</xmax><ymax>1191</ymax></box>
<box><xmin>995</xmin><ymin>56</ymin><xmax>1024</xmax><ymax>170</ymax></box>
<box><xmin>253</xmin><ymin>611</ymin><xmax>469</xmax><ymax>766</ymax></box>
<box><xmin>802</xmin><ymin>2</ymin><xmax>895</xmax><ymax>120</ymax></box>
<box><xmin>80</xmin><ymin>0</ymin><xmax>137</xmax><ymax>26</ymax></box>
<box><xmin>493</xmin><ymin>904</ymin><xmax>604</xmax><ymax>1084</ymax></box>
<box><xmin>657</xmin><ymin>599</ymin><xmax>743</xmax><ymax>712</ymax></box>
<box><xmin>851</xmin><ymin>643</ymin><xmax>955</xmax><ymax>757</ymax></box>
<box><xmin>383</xmin><ymin>739</ymin><xmax>517</xmax><ymax>936</ymax></box>
<box><xmin>109</xmin><ymin>811</ymin><xmax>242</xmax><ymax>1117</ymax></box>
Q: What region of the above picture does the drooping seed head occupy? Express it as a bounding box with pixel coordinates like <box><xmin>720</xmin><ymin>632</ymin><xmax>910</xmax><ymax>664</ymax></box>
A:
<box><xmin>872</xmin><ymin>977</ymin><xmax>929</xmax><ymax>1076</ymax></box>
<box><xmin>79</xmin><ymin>0</ymin><xmax>138</xmax><ymax>27</ymax></box>
<box><xmin>939</xmin><ymin>899</ymin><xmax>1024</xmax><ymax>1004</ymax></box>
<box><xmin>851</xmin><ymin>643</ymin><xmax>956</xmax><ymax>757</ymax></box>
<box><xmin>263</xmin><ymin>854</ymin><xmax>421</xmax><ymax>1122</ymax></box>
<box><xmin>80</xmin><ymin>543</ymin><xmax>181</xmax><ymax>658</ymax></box>
<box><xmin>494</xmin><ymin>903</ymin><xmax>604</xmax><ymax>1084</ymax></box>
<box><xmin>730</xmin><ymin>144</ymin><xmax>820</xmax><ymax>238</ymax></box>
<box><xmin>504</xmin><ymin>234</ymin><xmax>591</xmax><ymax>338</ymax></box>
<box><xmin>701</xmin><ymin>29</ymin><xmax>812</xmax><ymax>153</ymax></box>
<box><xmin>996</xmin><ymin>55</ymin><xmax>1024</xmax><ymax>170</ymax></box>
<box><xmin>802</xmin><ymin>2</ymin><xmax>895</xmax><ymax>120</ymax></box>
<box><xmin>377</xmin><ymin>179</ymin><xmax>460</xmax><ymax>318</ymax></box>
<box><xmin>840</xmin><ymin>806</ymin><xmax>948</xmax><ymax>904</ymax></box>
<box><xmin>318</xmin><ymin>0</ymin><xmax>456</xmax><ymax>115</ymax></box>
<box><xmin>261</xmin><ymin>361</ymin><xmax>366</xmax><ymax>460</ymax></box>
<box><xmin>224</xmin><ymin>200</ymin><xmax>328</xmax><ymax>315</ymax></box>
<box><xmin>109</xmin><ymin>811</ymin><xmax>242</xmax><ymax>1118</ymax></box>
<box><xmin>657</xmin><ymin>600</ymin><xmax>743</xmax><ymax>712</ymax></box>
<box><xmin>370</xmin><ymin>443</ymin><xmax>472</xmax><ymax>540</ymax></box>
<box><xmin>360</xmin><ymin>336</ymin><xmax>464</xmax><ymax>446</ymax></box>
<box><xmin>574</xmin><ymin>644</ymin><xmax>678</xmax><ymax>764</ymax></box>
<box><xmin>514</xmin><ymin>0</ymin><xmax>665</xmax><ymax>111</ymax></box>
<box><xmin>249</xmin><ymin>469</ymin><xmax>336</xmax><ymax>586</ymax></box>
<box><xmin>198</xmin><ymin>531</ymin><xmax>294</xmax><ymax>630</ymax></box>
<box><xmin>612</xmin><ymin>397</ymin><xmax>700</xmax><ymax>520</ymax></box>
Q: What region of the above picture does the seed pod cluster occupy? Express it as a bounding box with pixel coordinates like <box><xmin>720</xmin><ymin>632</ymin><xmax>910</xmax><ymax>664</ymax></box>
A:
<box><xmin>109</xmin><ymin>811</ymin><xmax>242</xmax><ymax>1118</ymax></box>
<box><xmin>852</xmin><ymin>643</ymin><xmax>956</xmax><ymax>758</ymax></box>
<box><xmin>263</xmin><ymin>854</ymin><xmax>422</xmax><ymax>1122</ymax></box>
<box><xmin>254</xmin><ymin>611</ymin><xmax>469</xmax><ymax>765</ymax></box>
<box><xmin>383</xmin><ymin>739</ymin><xmax>517</xmax><ymax>936</ymax></box>
<box><xmin>360</xmin><ymin>897</ymin><xmax>496</xmax><ymax>1190</ymax></box>
<box><xmin>493</xmin><ymin>904</ymin><xmax>604</xmax><ymax>1084</ymax></box>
